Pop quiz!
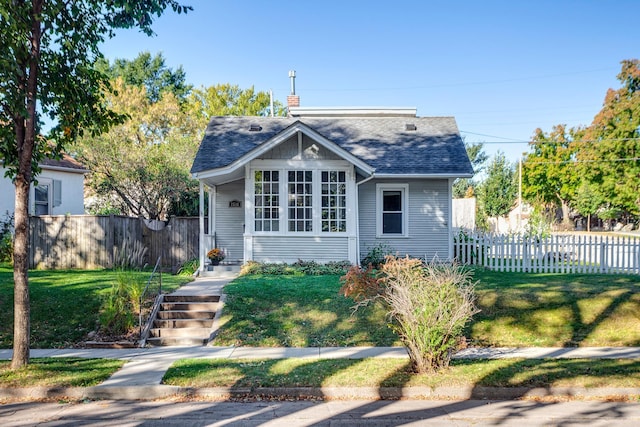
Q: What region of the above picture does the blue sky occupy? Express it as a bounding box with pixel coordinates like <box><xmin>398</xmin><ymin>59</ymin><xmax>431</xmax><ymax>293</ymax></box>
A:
<box><xmin>100</xmin><ymin>0</ymin><xmax>639</xmax><ymax>163</ymax></box>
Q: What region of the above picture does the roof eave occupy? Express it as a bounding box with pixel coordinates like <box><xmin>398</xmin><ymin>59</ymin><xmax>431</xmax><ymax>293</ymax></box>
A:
<box><xmin>373</xmin><ymin>172</ymin><xmax>474</xmax><ymax>179</ymax></box>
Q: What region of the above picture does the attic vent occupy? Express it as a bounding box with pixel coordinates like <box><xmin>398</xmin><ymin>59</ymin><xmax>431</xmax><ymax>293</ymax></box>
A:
<box><xmin>405</xmin><ymin>123</ymin><xmax>417</xmax><ymax>131</ymax></box>
<box><xmin>249</xmin><ymin>124</ymin><xmax>262</xmax><ymax>132</ymax></box>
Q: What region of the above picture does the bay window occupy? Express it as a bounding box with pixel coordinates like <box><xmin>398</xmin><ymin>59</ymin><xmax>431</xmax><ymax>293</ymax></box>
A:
<box><xmin>251</xmin><ymin>166</ymin><xmax>350</xmax><ymax>234</ymax></box>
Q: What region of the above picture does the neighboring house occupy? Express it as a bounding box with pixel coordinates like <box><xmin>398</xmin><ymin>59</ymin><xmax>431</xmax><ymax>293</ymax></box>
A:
<box><xmin>0</xmin><ymin>154</ymin><xmax>88</xmax><ymax>218</ymax></box>
<box><xmin>190</xmin><ymin>104</ymin><xmax>473</xmax><ymax>269</ymax></box>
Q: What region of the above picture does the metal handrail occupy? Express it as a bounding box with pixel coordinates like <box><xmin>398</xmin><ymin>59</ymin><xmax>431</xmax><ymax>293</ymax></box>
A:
<box><xmin>138</xmin><ymin>256</ymin><xmax>162</xmax><ymax>342</ymax></box>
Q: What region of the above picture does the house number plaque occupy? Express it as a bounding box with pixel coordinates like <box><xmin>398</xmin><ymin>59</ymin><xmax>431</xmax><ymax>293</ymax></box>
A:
<box><xmin>229</xmin><ymin>200</ymin><xmax>242</xmax><ymax>208</ymax></box>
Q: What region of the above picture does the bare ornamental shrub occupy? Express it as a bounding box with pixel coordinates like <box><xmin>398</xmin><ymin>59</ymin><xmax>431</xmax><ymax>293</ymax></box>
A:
<box><xmin>341</xmin><ymin>256</ymin><xmax>479</xmax><ymax>373</ymax></box>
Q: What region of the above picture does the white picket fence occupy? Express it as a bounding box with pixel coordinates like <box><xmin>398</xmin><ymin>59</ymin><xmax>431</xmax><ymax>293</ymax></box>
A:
<box><xmin>453</xmin><ymin>232</ymin><xmax>640</xmax><ymax>275</ymax></box>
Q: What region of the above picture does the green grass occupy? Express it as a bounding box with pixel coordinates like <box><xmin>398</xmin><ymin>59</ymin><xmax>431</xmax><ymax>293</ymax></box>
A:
<box><xmin>213</xmin><ymin>269</ymin><xmax>640</xmax><ymax>348</ymax></box>
<box><xmin>2</xmin><ymin>263</ymin><xmax>638</xmax><ymax>349</ymax></box>
<box><xmin>163</xmin><ymin>357</ymin><xmax>640</xmax><ymax>389</ymax></box>
<box><xmin>469</xmin><ymin>270</ymin><xmax>640</xmax><ymax>347</ymax></box>
<box><xmin>0</xmin><ymin>263</ymin><xmax>192</xmax><ymax>348</ymax></box>
<box><xmin>0</xmin><ymin>358</ymin><xmax>124</xmax><ymax>387</ymax></box>
<box><xmin>214</xmin><ymin>273</ymin><xmax>400</xmax><ymax>347</ymax></box>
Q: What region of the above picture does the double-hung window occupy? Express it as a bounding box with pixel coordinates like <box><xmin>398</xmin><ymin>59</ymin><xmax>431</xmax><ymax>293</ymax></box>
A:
<box><xmin>34</xmin><ymin>183</ymin><xmax>50</xmax><ymax>215</ymax></box>
<box><xmin>376</xmin><ymin>184</ymin><xmax>408</xmax><ymax>237</ymax></box>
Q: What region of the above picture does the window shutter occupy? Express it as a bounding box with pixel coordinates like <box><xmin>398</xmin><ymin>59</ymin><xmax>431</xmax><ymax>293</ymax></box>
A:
<box><xmin>53</xmin><ymin>180</ymin><xmax>62</xmax><ymax>207</ymax></box>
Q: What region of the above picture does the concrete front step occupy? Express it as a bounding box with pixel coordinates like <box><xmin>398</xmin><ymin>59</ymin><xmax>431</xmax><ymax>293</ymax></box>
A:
<box><xmin>145</xmin><ymin>292</ymin><xmax>221</xmax><ymax>347</ymax></box>
<box><xmin>201</xmin><ymin>264</ymin><xmax>240</xmax><ymax>278</ymax></box>
<box><xmin>153</xmin><ymin>318</ymin><xmax>213</xmax><ymax>328</ymax></box>
<box><xmin>163</xmin><ymin>295</ymin><xmax>220</xmax><ymax>303</ymax></box>
<box><xmin>149</xmin><ymin>327</ymin><xmax>212</xmax><ymax>338</ymax></box>
<box><xmin>161</xmin><ymin>302</ymin><xmax>217</xmax><ymax>311</ymax></box>
<box><xmin>157</xmin><ymin>310</ymin><xmax>215</xmax><ymax>320</ymax></box>
<box><xmin>146</xmin><ymin>336</ymin><xmax>209</xmax><ymax>346</ymax></box>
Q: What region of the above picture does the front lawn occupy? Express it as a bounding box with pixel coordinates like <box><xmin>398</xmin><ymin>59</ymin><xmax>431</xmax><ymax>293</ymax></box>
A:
<box><xmin>214</xmin><ymin>269</ymin><xmax>640</xmax><ymax>348</ymax></box>
<box><xmin>470</xmin><ymin>270</ymin><xmax>640</xmax><ymax>347</ymax></box>
<box><xmin>0</xmin><ymin>358</ymin><xmax>124</xmax><ymax>387</ymax></box>
<box><xmin>0</xmin><ymin>263</ymin><xmax>192</xmax><ymax>348</ymax></box>
<box><xmin>163</xmin><ymin>357</ymin><xmax>640</xmax><ymax>389</ymax></box>
<box><xmin>214</xmin><ymin>274</ymin><xmax>400</xmax><ymax>347</ymax></box>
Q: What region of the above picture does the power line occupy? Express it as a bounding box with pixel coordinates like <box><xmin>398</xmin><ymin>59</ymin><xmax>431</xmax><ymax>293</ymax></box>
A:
<box><xmin>524</xmin><ymin>157</ymin><xmax>640</xmax><ymax>165</ymax></box>
<box><xmin>460</xmin><ymin>130</ymin><xmax>640</xmax><ymax>145</ymax></box>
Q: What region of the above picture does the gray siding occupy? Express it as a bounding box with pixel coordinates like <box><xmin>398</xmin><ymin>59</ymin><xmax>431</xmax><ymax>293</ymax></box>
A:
<box><xmin>253</xmin><ymin>236</ymin><xmax>349</xmax><ymax>263</ymax></box>
<box><xmin>257</xmin><ymin>134</ymin><xmax>341</xmax><ymax>161</ymax></box>
<box><xmin>215</xmin><ymin>180</ymin><xmax>245</xmax><ymax>262</ymax></box>
<box><xmin>358</xmin><ymin>179</ymin><xmax>450</xmax><ymax>261</ymax></box>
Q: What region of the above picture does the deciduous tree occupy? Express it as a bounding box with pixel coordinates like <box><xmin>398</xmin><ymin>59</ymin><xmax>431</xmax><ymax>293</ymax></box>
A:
<box><xmin>578</xmin><ymin>59</ymin><xmax>640</xmax><ymax>218</ymax></box>
<box><xmin>479</xmin><ymin>152</ymin><xmax>516</xmax><ymax>232</ymax></box>
<box><xmin>573</xmin><ymin>181</ymin><xmax>602</xmax><ymax>232</ymax></box>
<box><xmin>522</xmin><ymin>124</ymin><xmax>579</xmax><ymax>228</ymax></box>
<box><xmin>74</xmin><ymin>79</ymin><xmax>199</xmax><ymax>220</ymax></box>
<box><xmin>96</xmin><ymin>51</ymin><xmax>192</xmax><ymax>103</ymax></box>
<box><xmin>0</xmin><ymin>0</ymin><xmax>190</xmax><ymax>369</ymax></box>
<box><xmin>452</xmin><ymin>142</ymin><xmax>487</xmax><ymax>198</ymax></box>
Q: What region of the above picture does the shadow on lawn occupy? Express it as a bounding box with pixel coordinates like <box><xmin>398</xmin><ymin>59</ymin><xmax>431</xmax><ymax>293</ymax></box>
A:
<box><xmin>152</xmin><ymin>272</ymin><xmax>640</xmax><ymax>424</ymax></box>
<box><xmin>215</xmin><ymin>274</ymin><xmax>399</xmax><ymax>347</ymax></box>
<box><xmin>468</xmin><ymin>272</ymin><xmax>640</xmax><ymax>347</ymax></box>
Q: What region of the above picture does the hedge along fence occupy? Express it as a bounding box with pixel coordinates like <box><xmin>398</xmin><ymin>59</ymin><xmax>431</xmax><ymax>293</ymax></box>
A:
<box><xmin>453</xmin><ymin>231</ymin><xmax>640</xmax><ymax>274</ymax></box>
<box><xmin>29</xmin><ymin>215</ymin><xmax>199</xmax><ymax>270</ymax></box>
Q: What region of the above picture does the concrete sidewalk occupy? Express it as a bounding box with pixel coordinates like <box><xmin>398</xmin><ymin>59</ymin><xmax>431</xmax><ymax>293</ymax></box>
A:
<box><xmin>1</xmin><ymin>345</ymin><xmax>640</xmax><ymax>401</ymax></box>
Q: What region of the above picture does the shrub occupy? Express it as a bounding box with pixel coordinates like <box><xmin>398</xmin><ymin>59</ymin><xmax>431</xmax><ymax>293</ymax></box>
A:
<box><xmin>341</xmin><ymin>255</ymin><xmax>479</xmax><ymax>373</ymax></box>
<box><xmin>177</xmin><ymin>258</ymin><xmax>199</xmax><ymax>276</ymax></box>
<box><xmin>339</xmin><ymin>264</ymin><xmax>382</xmax><ymax>309</ymax></box>
<box><xmin>380</xmin><ymin>257</ymin><xmax>479</xmax><ymax>373</ymax></box>
<box><xmin>361</xmin><ymin>243</ymin><xmax>394</xmax><ymax>268</ymax></box>
<box><xmin>99</xmin><ymin>270</ymin><xmax>143</xmax><ymax>336</ymax></box>
<box><xmin>239</xmin><ymin>260</ymin><xmax>352</xmax><ymax>276</ymax></box>
<box><xmin>239</xmin><ymin>260</ymin><xmax>261</xmax><ymax>276</ymax></box>
<box><xmin>322</xmin><ymin>260</ymin><xmax>352</xmax><ymax>275</ymax></box>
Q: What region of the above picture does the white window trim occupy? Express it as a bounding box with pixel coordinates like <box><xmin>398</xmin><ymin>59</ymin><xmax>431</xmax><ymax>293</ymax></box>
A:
<box><xmin>33</xmin><ymin>178</ymin><xmax>53</xmax><ymax>216</ymax></box>
<box><xmin>376</xmin><ymin>183</ymin><xmax>409</xmax><ymax>238</ymax></box>
<box><xmin>247</xmin><ymin>160</ymin><xmax>355</xmax><ymax>237</ymax></box>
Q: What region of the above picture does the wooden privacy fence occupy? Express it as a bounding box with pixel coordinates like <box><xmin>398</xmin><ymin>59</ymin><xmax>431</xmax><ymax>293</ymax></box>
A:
<box><xmin>453</xmin><ymin>232</ymin><xmax>640</xmax><ymax>275</ymax></box>
<box><xmin>29</xmin><ymin>215</ymin><xmax>199</xmax><ymax>270</ymax></box>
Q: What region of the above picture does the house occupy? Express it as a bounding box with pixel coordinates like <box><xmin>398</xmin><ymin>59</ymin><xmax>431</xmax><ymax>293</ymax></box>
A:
<box><xmin>0</xmin><ymin>153</ymin><xmax>88</xmax><ymax>219</ymax></box>
<box><xmin>190</xmin><ymin>103</ymin><xmax>473</xmax><ymax>269</ymax></box>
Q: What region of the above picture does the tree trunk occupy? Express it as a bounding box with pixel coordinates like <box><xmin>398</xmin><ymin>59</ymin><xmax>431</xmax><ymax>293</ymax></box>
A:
<box><xmin>560</xmin><ymin>200</ymin><xmax>572</xmax><ymax>230</ymax></box>
<box><xmin>587</xmin><ymin>213</ymin><xmax>591</xmax><ymax>232</ymax></box>
<box><xmin>11</xmin><ymin>0</ymin><xmax>42</xmax><ymax>369</ymax></box>
<box><xmin>11</xmin><ymin>177</ymin><xmax>31</xmax><ymax>369</ymax></box>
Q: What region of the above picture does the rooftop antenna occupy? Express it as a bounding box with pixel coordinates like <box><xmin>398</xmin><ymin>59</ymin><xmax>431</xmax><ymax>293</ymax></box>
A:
<box><xmin>288</xmin><ymin>70</ymin><xmax>296</xmax><ymax>95</ymax></box>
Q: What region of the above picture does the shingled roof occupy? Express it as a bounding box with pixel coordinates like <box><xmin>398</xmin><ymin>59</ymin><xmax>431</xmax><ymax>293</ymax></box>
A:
<box><xmin>190</xmin><ymin>115</ymin><xmax>473</xmax><ymax>177</ymax></box>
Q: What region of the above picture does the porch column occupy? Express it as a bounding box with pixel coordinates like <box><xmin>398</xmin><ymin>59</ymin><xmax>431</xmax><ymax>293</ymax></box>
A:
<box><xmin>243</xmin><ymin>165</ymin><xmax>253</xmax><ymax>261</ymax></box>
<box><xmin>198</xmin><ymin>181</ymin><xmax>205</xmax><ymax>272</ymax></box>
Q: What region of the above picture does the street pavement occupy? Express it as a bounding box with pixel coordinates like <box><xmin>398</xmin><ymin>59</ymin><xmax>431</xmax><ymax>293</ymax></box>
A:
<box><xmin>3</xmin><ymin>398</ymin><xmax>640</xmax><ymax>426</ymax></box>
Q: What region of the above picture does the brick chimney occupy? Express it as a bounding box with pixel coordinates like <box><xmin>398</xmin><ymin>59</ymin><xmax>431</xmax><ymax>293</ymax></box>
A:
<box><xmin>287</xmin><ymin>94</ymin><xmax>300</xmax><ymax>108</ymax></box>
<box><xmin>287</xmin><ymin>70</ymin><xmax>300</xmax><ymax>111</ymax></box>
